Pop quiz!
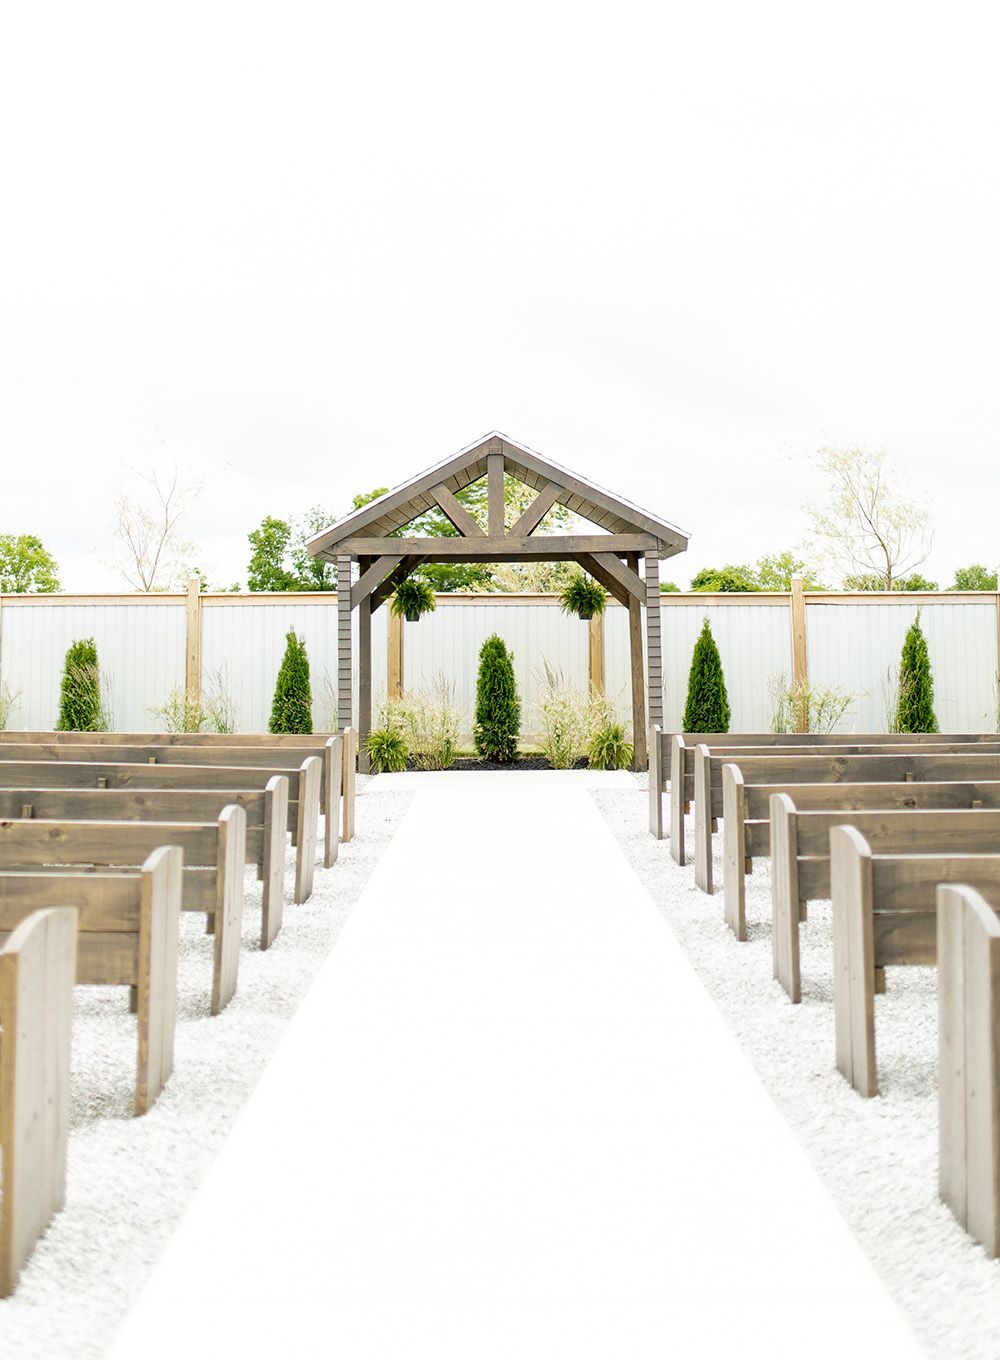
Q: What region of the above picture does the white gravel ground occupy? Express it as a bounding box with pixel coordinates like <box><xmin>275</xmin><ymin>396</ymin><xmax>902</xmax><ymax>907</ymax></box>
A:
<box><xmin>595</xmin><ymin>777</ymin><xmax>1000</xmax><ymax>1360</ymax></box>
<box><xmin>0</xmin><ymin>779</ymin><xmax>412</xmax><ymax>1360</ymax></box>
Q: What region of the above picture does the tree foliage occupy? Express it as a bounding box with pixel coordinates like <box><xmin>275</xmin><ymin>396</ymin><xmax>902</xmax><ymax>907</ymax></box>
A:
<box><xmin>473</xmin><ymin>634</ymin><xmax>520</xmax><ymax>762</ymax></box>
<box><xmin>895</xmin><ymin>616</ymin><xmax>938</xmax><ymax>733</ymax></box>
<box><xmin>0</xmin><ymin>534</ymin><xmax>61</xmax><ymax>592</ymax></box>
<box><xmin>56</xmin><ymin>638</ymin><xmax>106</xmax><ymax>731</ymax></box>
<box><xmin>682</xmin><ymin>619</ymin><xmax>731</xmax><ymax>733</ymax></box>
<box><xmin>951</xmin><ymin>564</ymin><xmax>998</xmax><ymax>591</ymax></box>
<box><xmin>689</xmin><ymin>564</ymin><xmax>759</xmax><ymax>592</ymax></box>
<box><xmin>269</xmin><ymin>630</ymin><xmax>313</xmax><ymax>733</ymax></box>
<box><xmin>247</xmin><ymin>508</ymin><xmax>337</xmax><ymax>592</ymax></box>
<box><xmin>806</xmin><ymin>447</ymin><xmax>933</xmax><ymax>590</ymax></box>
<box><xmin>754</xmin><ymin>551</ymin><xmax>825</xmax><ymax>592</ymax></box>
<box><xmin>843</xmin><ymin>572</ymin><xmax>938</xmax><ymax>591</ymax></box>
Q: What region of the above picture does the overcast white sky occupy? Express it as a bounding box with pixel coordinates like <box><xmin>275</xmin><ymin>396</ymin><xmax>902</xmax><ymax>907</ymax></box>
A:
<box><xmin>1</xmin><ymin>1</ymin><xmax>997</xmax><ymax>591</ymax></box>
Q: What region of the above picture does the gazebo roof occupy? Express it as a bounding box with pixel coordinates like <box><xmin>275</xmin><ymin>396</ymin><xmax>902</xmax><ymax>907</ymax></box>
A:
<box><xmin>307</xmin><ymin>431</ymin><xmax>689</xmax><ymax>562</ymax></box>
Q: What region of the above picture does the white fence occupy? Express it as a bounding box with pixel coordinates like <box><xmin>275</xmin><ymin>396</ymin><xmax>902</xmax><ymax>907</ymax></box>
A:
<box><xmin>0</xmin><ymin>589</ymin><xmax>998</xmax><ymax>738</ymax></box>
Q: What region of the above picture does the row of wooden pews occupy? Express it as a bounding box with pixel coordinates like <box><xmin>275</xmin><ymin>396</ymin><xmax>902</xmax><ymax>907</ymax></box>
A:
<box><xmin>0</xmin><ymin>727</ymin><xmax>358</xmax><ymax>1296</ymax></box>
<box><xmin>649</xmin><ymin>724</ymin><xmax>1000</xmax><ymax>1258</ymax></box>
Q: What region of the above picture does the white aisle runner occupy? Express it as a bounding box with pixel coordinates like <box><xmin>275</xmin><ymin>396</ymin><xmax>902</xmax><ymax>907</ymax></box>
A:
<box><xmin>108</xmin><ymin>771</ymin><xmax>920</xmax><ymax>1359</ymax></box>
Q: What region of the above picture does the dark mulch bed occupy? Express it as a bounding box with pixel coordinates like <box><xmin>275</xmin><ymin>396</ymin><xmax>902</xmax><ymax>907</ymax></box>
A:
<box><xmin>404</xmin><ymin>755</ymin><xmax>590</xmax><ymax>772</ymax></box>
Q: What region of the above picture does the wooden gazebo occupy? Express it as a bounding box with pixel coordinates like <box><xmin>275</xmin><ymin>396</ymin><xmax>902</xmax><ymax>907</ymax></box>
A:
<box><xmin>307</xmin><ymin>432</ymin><xmax>688</xmax><ymax>768</ymax></box>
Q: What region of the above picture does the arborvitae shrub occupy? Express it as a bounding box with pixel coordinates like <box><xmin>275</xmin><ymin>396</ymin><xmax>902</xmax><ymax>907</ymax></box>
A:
<box><xmin>56</xmin><ymin>638</ymin><xmax>105</xmax><ymax>731</ymax></box>
<box><xmin>269</xmin><ymin>630</ymin><xmax>313</xmax><ymax>734</ymax></box>
<box><xmin>473</xmin><ymin>634</ymin><xmax>520</xmax><ymax>762</ymax></box>
<box><xmin>682</xmin><ymin>619</ymin><xmax>731</xmax><ymax>733</ymax></box>
<box><xmin>895</xmin><ymin>616</ymin><xmax>938</xmax><ymax>733</ymax></box>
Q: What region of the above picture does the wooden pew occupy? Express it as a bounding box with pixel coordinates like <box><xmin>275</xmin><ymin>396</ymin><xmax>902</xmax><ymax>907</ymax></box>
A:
<box><xmin>0</xmin><ymin>758</ymin><xmax>320</xmax><ymax>905</ymax></box>
<box><xmin>0</xmin><ymin>907</ymin><xmax>77</xmax><ymax>1297</ymax></box>
<box><xmin>0</xmin><ymin>728</ymin><xmax>356</xmax><ymax>856</ymax></box>
<box><xmin>658</xmin><ymin>730</ymin><xmax>996</xmax><ymax>858</ymax></box>
<box><xmin>829</xmin><ymin>826</ymin><xmax>1000</xmax><ymax>1096</ymax></box>
<box><xmin>0</xmin><ymin>846</ymin><xmax>181</xmax><ymax>1117</ymax></box>
<box><xmin>0</xmin><ymin>811</ymin><xmax>244</xmax><ymax>1014</ymax></box>
<box><xmin>0</xmin><ymin>738</ymin><xmax>342</xmax><ymax>868</ymax></box>
<box><xmin>694</xmin><ymin>745</ymin><xmax>1000</xmax><ymax>892</ymax></box>
<box><xmin>937</xmin><ymin>883</ymin><xmax>1000</xmax><ymax>1257</ymax></box>
<box><xmin>720</xmin><ymin>767</ymin><xmax>1000</xmax><ymax>954</ymax></box>
<box><xmin>0</xmin><ymin>782</ymin><xmax>288</xmax><ymax>950</ymax></box>
<box><xmin>769</xmin><ymin>797</ymin><xmax>1000</xmax><ymax>1001</ymax></box>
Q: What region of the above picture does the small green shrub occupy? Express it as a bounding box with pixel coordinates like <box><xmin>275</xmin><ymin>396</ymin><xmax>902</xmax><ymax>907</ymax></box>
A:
<box><xmin>682</xmin><ymin>619</ymin><xmax>731</xmax><ymax>733</ymax></box>
<box><xmin>474</xmin><ymin>634</ymin><xmax>520</xmax><ymax>762</ymax></box>
<box><xmin>365</xmin><ymin>726</ymin><xmax>409</xmax><ymax>773</ymax></box>
<box><xmin>895</xmin><ymin>615</ymin><xmax>938</xmax><ymax>733</ymax></box>
<box><xmin>396</xmin><ymin>678</ymin><xmax>460</xmax><ymax>769</ymax></box>
<box><xmin>558</xmin><ymin>572</ymin><xmax>606</xmax><ymax>620</ymax></box>
<box><xmin>391</xmin><ymin>578</ymin><xmax>436</xmax><ymax>621</ymax></box>
<box><xmin>56</xmin><ymin>638</ymin><xmax>107</xmax><ymax>731</ymax></box>
<box><xmin>269</xmin><ymin>630</ymin><xmax>313</xmax><ymax>734</ymax></box>
<box><xmin>588</xmin><ymin>722</ymin><xmax>634</xmax><ymax>770</ymax></box>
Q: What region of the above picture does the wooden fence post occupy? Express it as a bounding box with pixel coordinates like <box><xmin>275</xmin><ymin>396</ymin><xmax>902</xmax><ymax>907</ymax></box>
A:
<box><xmin>790</xmin><ymin>577</ymin><xmax>808</xmax><ymax>731</ymax></box>
<box><xmin>388</xmin><ymin>610</ymin><xmax>404</xmax><ymax>699</ymax></box>
<box><xmin>185</xmin><ymin>578</ymin><xmax>202</xmax><ymax>701</ymax></box>
<box><xmin>588</xmin><ymin>612</ymin><xmax>604</xmax><ymax>694</ymax></box>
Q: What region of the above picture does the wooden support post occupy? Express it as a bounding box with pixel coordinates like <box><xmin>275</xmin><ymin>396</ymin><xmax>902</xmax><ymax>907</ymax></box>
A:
<box><xmin>627</xmin><ymin>553</ymin><xmax>647</xmax><ymax>771</ymax></box>
<box><xmin>337</xmin><ymin>555</ymin><xmax>353</xmax><ymax>730</ymax></box>
<box><xmin>790</xmin><ymin>577</ymin><xmax>809</xmax><ymax>732</ymax></box>
<box><xmin>185</xmin><ymin>577</ymin><xmax>202</xmax><ymax>702</ymax></box>
<box><xmin>487</xmin><ymin>443</ymin><xmax>505</xmax><ymax>537</ymax></box>
<box><xmin>588</xmin><ymin>612</ymin><xmax>605</xmax><ymax>694</ymax></box>
<box><xmin>358</xmin><ymin>591</ymin><xmax>372</xmax><ymax>775</ymax></box>
<box><xmin>388</xmin><ymin>609</ymin><xmax>404</xmax><ymax>699</ymax></box>
<box><xmin>644</xmin><ymin>551</ymin><xmax>663</xmax><ymax>734</ymax></box>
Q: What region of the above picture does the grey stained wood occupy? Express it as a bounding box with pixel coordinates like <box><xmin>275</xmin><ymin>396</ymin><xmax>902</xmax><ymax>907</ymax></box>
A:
<box><xmin>644</xmin><ymin>551</ymin><xmax>663</xmax><ymax>731</ymax></box>
<box><xmin>648</xmin><ymin>725</ymin><xmax>663</xmax><ymax>838</ymax></box>
<box><xmin>350</xmin><ymin>555</ymin><xmax>405</xmax><ymax>609</ymax></box>
<box><xmin>358</xmin><ymin>592</ymin><xmax>372</xmax><ymax>776</ymax></box>
<box><xmin>294</xmin><ymin>758</ymin><xmax>321</xmax><ymax>904</ymax></box>
<box><xmin>338</xmin><ymin>554</ymin><xmax>353</xmax><ymax>729</ymax></box>
<box><xmin>937</xmin><ymin>884</ymin><xmax>1000</xmax><ymax>1256</ymax></box>
<box><xmin>342</xmin><ymin>729</ymin><xmax>357</xmax><ymax>843</ymax></box>
<box><xmin>508</xmin><ymin>482</ymin><xmax>561</xmax><ymax>537</ymax></box>
<box><xmin>588</xmin><ymin>552</ymin><xmax>645</xmax><ymax>603</ymax></box>
<box><xmin>0</xmin><ymin>906</ymin><xmax>77</xmax><ymax>1298</ymax></box>
<box><xmin>487</xmin><ymin>448</ymin><xmax>505</xmax><ymax>537</ymax></box>
<box><xmin>431</xmin><ymin>484</ymin><xmax>486</xmax><ymax>538</ymax></box>
<box><xmin>333</xmin><ymin>533</ymin><xmax>660</xmax><ymax>561</ymax></box>
<box><xmin>628</xmin><ymin>581</ymin><xmax>647</xmax><ymax>774</ymax></box>
<box><xmin>574</xmin><ymin>553</ymin><xmax>631</xmax><ymax>608</ymax></box>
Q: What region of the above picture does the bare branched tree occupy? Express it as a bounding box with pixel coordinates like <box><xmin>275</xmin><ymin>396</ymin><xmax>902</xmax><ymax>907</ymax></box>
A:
<box><xmin>108</xmin><ymin>465</ymin><xmax>203</xmax><ymax>592</ymax></box>
<box><xmin>806</xmin><ymin>447</ymin><xmax>934</xmax><ymax>590</ymax></box>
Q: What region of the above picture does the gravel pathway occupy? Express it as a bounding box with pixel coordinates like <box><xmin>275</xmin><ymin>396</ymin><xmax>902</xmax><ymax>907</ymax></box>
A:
<box><xmin>595</xmin><ymin>777</ymin><xmax>1000</xmax><ymax>1360</ymax></box>
<box><xmin>0</xmin><ymin>780</ymin><xmax>412</xmax><ymax>1360</ymax></box>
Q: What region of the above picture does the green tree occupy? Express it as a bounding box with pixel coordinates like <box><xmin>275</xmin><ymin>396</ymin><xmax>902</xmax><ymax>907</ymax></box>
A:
<box><xmin>895</xmin><ymin>616</ymin><xmax>938</xmax><ymax>733</ymax></box>
<box><xmin>269</xmin><ymin>631</ymin><xmax>313</xmax><ymax>733</ymax></box>
<box><xmin>951</xmin><ymin>564</ymin><xmax>998</xmax><ymax>591</ymax></box>
<box><xmin>689</xmin><ymin>564</ymin><xmax>759</xmax><ymax>592</ymax></box>
<box><xmin>754</xmin><ymin>551</ymin><xmax>825</xmax><ymax>592</ymax></box>
<box><xmin>56</xmin><ymin>639</ymin><xmax>105</xmax><ymax>731</ymax></box>
<box><xmin>843</xmin><ymin>572</ymin><xmax>939</xmax><ymax>591</ymax></box>
<box><xmin>682</xmin><ymin>619</ymin><xmax>731</xmax><ymax>732</ymax></box>
<box><xmin>473</xmin><ymin>634</ymin><xmax>520</xmax><ymax>762</ymax></box>
<box><xmin>247</xmin><ymin>509</ymin><xmax>338</xmax><ymax>592</ymax></box>
<box><xmin>0</xmin><ymin>534</ymin><xmax>61</xmax><ymax>592</ymax></box>
<box><xmin>659</xmin><ymin>581</ymin><xmax>681</xmax><ymax>593</ymax></box>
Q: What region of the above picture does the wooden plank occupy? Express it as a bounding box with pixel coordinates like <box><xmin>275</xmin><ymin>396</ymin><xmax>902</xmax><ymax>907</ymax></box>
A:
<box><xmin>693</xmin><ymin>745</ymin><xmax>714</xmax><ymax>892</ymax></box>
<box><xmin>769</xmin><ymin>793</ymin><xmax>802</xmax><ymax>1002</ymax></box>
<box><xmin>0</xmin><ymin>817</ymin><xmax>219</xmax><ymax>869</ymax></box>
<box><xmin>342</xmin><ymin>728</ymin><xmax>356</xmax><ymax>843</ymax></box>
<box><xmin>644</xmin><ymin>551</ymin><xmax>663</xmax><ymax>733</ymax></box>
<box><xmin>588</xmin><ymin>612</ymin><xmax>605</xmax><ymax>696</ymax></box>
<box><xmin>323</xmin><ymin>733</ymin><xmax>342</xmax><ymax>869</ymax></box>
<box><xmin>430</xmin><ymin>484</ymin><xmax>486</xmax><ymax>538</ymax></box>
<box><xmin>371</xmin><ymin>556</ymin><xmax>421</xmax><ymax>612</ymax></box>
<box><xmin>508</xmin><ymin>482</ymin><xmax>561</xmax><ymax>537</ymax></box>
<box><xmin>294</xmin><ymin>757</ymin><xmax>321</xmax><ymax>904</ymax></box>
<box><xmin>0</xmin><ymin>906</ymin><xmax>77</xmax><ymax>1297</ymax></box>
<box><xmin>337</xmin><ymin>554</ymin><xmax>353</xmax><ymax>730</ymax></box>
<box><xmin>335</xmin><ymin>533</ymin><xmax>659</xmax><ymax>560</ymax></box>
<box><xmin>350</xmin><ymin>554</ymin><xmax>405</xmax><ymax>609</ymax></box>
<box><xmin>487</xmin><ymin>447</ymin><xmax>505</xmax><ymax>537</ymax></box>
<box><xmin>790</xmin><ymin>577</ymin><xmax>808</xmax><ymax>729</ymax></box>
<box><xmin>575</xmin><ymin>553</ymin><xmax>630</xmax><ymax>608</ymax></box>
<box><xmin>589</xmin><ymin>552</ymin><xmax>644</xmax><ymax>603</ymax></box>
<box><xmin>358</xmin><ymin>596</ymin><xmax>372</xmax><ymax>776</ymax></box>
<box><xmin>261</xmin><ymin>775</ymin><xmax>288</xmax><ymax>949</ymax></box>
<box><xmin>387</xmin><ymin>610</ymin><xmax>404</xmax><ymax>699</ymax></box>
<box><xmin>830</xmin><ymin>826</ymin><xmax>878</xmax><ymax>1097</ymax></box>
<box><xmin>185</xmin><ymin>577</ymin><xmax>202</xmax><ymax>701</ymax></box>
<box><xmin>648</xmin><ymin>725</ymin><xmax>663</xmax><ymax>838</ymax></box>
<box><xmin>937</xmin><ymin>883</ymin><xmax>968</xmax><ymax>1233</ymax></box>
<box><xmin>628</xmin><ymin>579</ymin><xmax>647</xmax><ymax>773</ymax></box>
<box><xmin>211</xmin><ymin>805</ymin><xmax>245</xmax><ymax>1015</ymax></box>
<box><xmin>721</xmin><ymin>765</ymin><xmax>747</xmax><ymax>940</ymax></box>
<box><xmin>669</xmin><ymin>736</ymin><xmax>686</xmax><ymax>864</ymax></box>
<box><xmin>135</xmin><ymin>846</ymin><xmax>182</xmax><ymax>1115</ymax></box>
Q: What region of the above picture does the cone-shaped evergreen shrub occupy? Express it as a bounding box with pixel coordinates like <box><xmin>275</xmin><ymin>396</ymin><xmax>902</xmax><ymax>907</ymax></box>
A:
<box><xmin>895</xmin><ymin>616</ymin><xmax>938</xmax><ymax>733</ymax></box>
<box><xmin>56</xmin><ymin>638</ymin><xmax>105</xmax><ymax>731</ymax></box>
<box><xmin>473</xmin><ymin>634</ymin><xmax>520</xmax><ymax>762</ymax></box>
<box><xmin>269</xmin><ymin>630</ymin><xmax>313</xmax><ymax>734</ymax></box>
<box><xmin>682</xmin><ymin>619</ymin><xmax>731</xmax><ymax>733</ymax></box>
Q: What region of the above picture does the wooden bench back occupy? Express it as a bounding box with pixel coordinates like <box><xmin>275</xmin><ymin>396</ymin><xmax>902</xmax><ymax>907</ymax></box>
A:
<box><xmin>0</xmin><ymin>906</ymin><xmax>77</xmax><ymax>1297</ymax></box>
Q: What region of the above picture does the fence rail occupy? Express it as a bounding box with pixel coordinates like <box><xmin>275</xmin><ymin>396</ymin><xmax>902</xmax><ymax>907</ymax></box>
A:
<box><xmin>1</xmin><ymin>584</ymin><xmax>998</xmax><ymax>737</ymax></box>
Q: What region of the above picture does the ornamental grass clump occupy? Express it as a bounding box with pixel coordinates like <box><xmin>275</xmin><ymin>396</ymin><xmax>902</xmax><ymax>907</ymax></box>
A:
<box><xmin>682</xmin><ymin>619</ymin><xmax>731</xmax><ymax>733</ymax></box>
<box><xmin>398</xmin><ymin>678</ymin><xmax>460</xmax><ymax>769</ymax></box>
<box><xmin>56</xmin><ymin>638</ymin><xmax>107</xmax><ymax>731</ymax></box>
<box><xmin>536</xmin><ymin>661</ymin><xmax>589</xmax><ymax>767</ymax></box>
<box><xmin>558</xmin><ymin>571</ymin><xmax>607</xmax><ymax>620</ymax></box>
<box><xmin>895</xmin><ymin>615</ymin><xmax>939</xmax><ymax>733</ymax></box>
<box><xmin>269</xmin><ymin>630</ymin><xmax>313</xmax><ymax>734</ymax></box>
<box><xmin>474</xmin><ymin>634</ymin><xmax>520</xmax><ymax>763</ymax></box>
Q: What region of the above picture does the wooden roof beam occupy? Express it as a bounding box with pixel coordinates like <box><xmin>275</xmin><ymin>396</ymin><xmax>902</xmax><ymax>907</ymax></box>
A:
<box><xmin>575</xmin><ymin>553</ymin><xmax>631</xmax><ymax>608</ymax></box>
<box><xmin>430</xmin><ymin>484</ymin><xmax>485</xmax><ymax>538</ymax></box>
<box><xmin>370</xmin><ymin>556</ymin><xmax>422</xmax><ymax>611</ymax></box>
<box><xmin>351</xmin><ymin>555</ymin><xmax>405</xmax><ymax>610</ymax></box>
<box><xmin>328</xmin><ymin>533</ymin><xmax>658</xmax><ymax>562</ymax></box>
<box><xmin>508</xmin><ymin>482</ymin><xmax>561</xmax><ymax>537</ymax></box>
